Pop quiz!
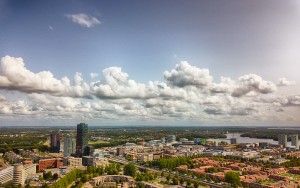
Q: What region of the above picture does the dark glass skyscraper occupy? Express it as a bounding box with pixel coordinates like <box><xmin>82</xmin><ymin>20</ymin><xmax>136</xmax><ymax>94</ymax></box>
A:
<box><xmin>50</xmin><ymin>131</ymin><xmax>60</xmax><ymax>153</ymax></box>
<box><xmin>76</xmin><ymin>123</ymin><xmax>88</xmax><ymax>157</ymax></box>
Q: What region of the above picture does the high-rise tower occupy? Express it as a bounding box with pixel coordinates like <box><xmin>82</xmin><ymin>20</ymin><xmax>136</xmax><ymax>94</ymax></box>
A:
<box><xmin>76</xmin><ymin>123</ymin><xmax>88</xmax><ymax>157</ymax></box>
<box><xmin>291</xmin><ymin>134</ymin><xmax>299</xmax><ymax>150</ymax></box>
<box><xmin>64</xmin><ymin>134</ymin><xmax>76</xmax><ymax>157</ymax></box>
<box><xmin>278</xmin><ymin>134</ymin><xmax>287</xmax><ymax>148</ymax></box>
<box><xmin>50</xmin><ymin>131</ymin><xmax>61</xmax><ymax>153</ymax></box>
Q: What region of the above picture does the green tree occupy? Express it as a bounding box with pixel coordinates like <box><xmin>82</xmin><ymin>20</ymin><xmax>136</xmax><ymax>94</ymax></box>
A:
<box><xmin>224</xmin><ymin>171</ymin><xmax>241</xmax><ymax>188</ymax></box>
<box><xmin>172</xmin><ymin>177</ymin><xmax>179</xmax><ymax>185</ymax></box>
<box><xmin>166</xmin><ymin>175</ymin><xmax>171</xmax><ymax>182</ymax></box>
<box><xmin>123</xmin><ymin>163</ymin><xmax>137</xmax><ymax>177</ymax></box>
<box><xmin>105</xmin><ymin>163</ymin><xmax>120</xmax><ymax>175</ymax></box>
<box><xmin>179</xmin><ymin>178</ymin><xmax>185</xmax><ymax>185</ymax></box>
<box><xmin>43</xmin><ymin>171</ymin><xmax>52</xmax><ymax>180</ymax></box>
<box><xmin>193</xmin><ymin>182</ymin><xmax>199</xmax><ymax>188</ymax></box>
<box><xmin>205</xmin><ymin>167</ymin><xmax>220</xmax><ymax>173</ymax></box>
<box><xmin>52</xmin><ymin>173</ymin><xmax>59</xmax><ymax>180</ymax></box>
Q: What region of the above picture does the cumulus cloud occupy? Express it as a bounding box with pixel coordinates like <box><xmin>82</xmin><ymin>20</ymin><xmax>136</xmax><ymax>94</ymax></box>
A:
<box><xmin>164</xmin><ymin>61</ymin><xmax>213</xmax><ymax>87</ymax></box>
<box><xmin>277</xmin><ymin>77</ymin><xmax>296</xmax><ymax>86</ymax></box>
<box><xmin>91</xmin><ymin>67</ymin><xmax>156</xmax><ymax>99</ymax></box>
<box><xmin>210</xmin><ymin>77</ymin><xmax>235</xmax><ymax>93</ymax></box>
<box><xmin>90</xmin><ymin>73</ymin><xmax>99</xmax><ymax>79</ymax></box>
<box><xmin>66</xmin><ymin>13</ymin><xmax>101</xmax><ymax>28</ymax></box>
<box><xmin>0</xmin><ymin>56</ymin><xmax>91</xmax><ymax>98</ymax></box>
<box><xmin>231</xmin><ymin>74</ymin><xmax>276</xmax><ymax>97</ymax></box>
<box><xmin>0</xmin><ymin>95</ymin><xmax>35</xmax><ymax>115</ymax></box>
<box><xmin>0</xmin><ymin>56</ymin><xmax>298</xmax><ymax>123</ymax></box>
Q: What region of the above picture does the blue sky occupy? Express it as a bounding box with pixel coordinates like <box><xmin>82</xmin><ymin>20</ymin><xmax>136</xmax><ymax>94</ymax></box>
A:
<box><xmin>0</xmin><ymin>0</ymin><xmax>299</xmax><ymax>126</ymax></box>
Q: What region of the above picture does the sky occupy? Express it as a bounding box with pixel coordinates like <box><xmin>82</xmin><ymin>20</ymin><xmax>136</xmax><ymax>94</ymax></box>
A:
<box><xmin>0</xmin><ymin>0</ymin><xmax>299</xmax><ymax>126</ymax></box>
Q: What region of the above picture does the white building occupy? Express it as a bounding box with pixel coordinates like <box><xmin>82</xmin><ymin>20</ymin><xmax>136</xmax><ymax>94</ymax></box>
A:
<box><xmin>24</xmin><ymin>164</ymin><xmax>37</xmax><ymax>178</ymax></box>
<box><xmin>0</xmin><ymin>166</ymin><xmax>13</xmax><ymax>185</ymax></box>
<box><xmin>63</xmin><ymin>135</ymin><xmax>76</xmax><ymax>157</ymax></box>
<box><xmin>67</xmin><ymin>157</ymin><xmax>82</xmax><ymax>168</ymax></box>
<box><xmin>13</xmin><ymin>164</ymin><xmax>26</xmax><ymax>187</ymax></box>
<box><xmin>137</xmin><ymin>153</ymin><xmax>153</xmax><ymax>162</ymax></box>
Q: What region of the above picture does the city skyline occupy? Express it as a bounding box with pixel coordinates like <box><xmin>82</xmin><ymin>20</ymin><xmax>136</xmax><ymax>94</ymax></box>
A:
<box><xmin>0</xmin><ymin>0</ymin><xmax>299</xmax><ymax>126</ymax></box>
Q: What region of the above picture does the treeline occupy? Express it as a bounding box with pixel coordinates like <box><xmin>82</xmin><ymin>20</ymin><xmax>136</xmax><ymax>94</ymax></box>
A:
<box><xmin>283</xmin><ymin>157</ymin><xmax>300</xmax><ymax>168</ymax></box>
<box><xmin>240</xmin><ymin>129</ymin><xmax>300</xmax><ymax>141</ymax></box>
<box><xmin>50</xmin><ymin>163</ymin><xmax>121</xmax><ymax>188</ymax></box>
<box><xmin>89</xmin><ymin>140</ymin><xmax>128</xmax><ymax>148</ymax></box>
<box><xmin>0</xmin><ymin>135</ymin><xmax>48</xmax><ymax>153</ymax></box>
<box><xmin>50</xmin><ymin>169</ymin><xmax>82</xmax><ymax>188</ymax></box>
<box><xmin>90</xmin><ymin>126</ymin><xmax>229</xmax><ymax>142</ymax></box>
<box><xmin>148</xmin><ymin>156</ymin><xmax>192</xmax><ymax>170</ymax></box>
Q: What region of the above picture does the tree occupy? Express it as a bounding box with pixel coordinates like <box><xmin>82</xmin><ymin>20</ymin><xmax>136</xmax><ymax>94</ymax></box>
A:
<box><xmin>224</xmin><ymin>171</ymin><xmax>241</xmax><ymax>188</ymax></box>
<box><xmin>81</xmin><ymin>174</ymin><xmax>88</xmax><ymax>183</ymax></box>
<box><xmin>43</xmin><ymin>171</ymin><xmax>52</xmax><ymax>180</ymax></box>
<box><xmin>172</xmin><ymin>177</ymin><xmax>179</xmax><ymax>185</ymax></box>
<box><xmin>205</xmin><ymin>167</ymin><xmax>219</xmax><ymax>173</ymax></box>
<box><xmin>52</xmin><ymin>173</ymin><xmax>59</xmax><ymax>180</ymax></box>
<box><xmin>186</xmin><ymin>180</ymin><xmax>191</xmax><ymax>187</ymax></box>
<box><xmin>179</xmin><ymin>178</ymin><xmax>185</xmax><ymax>185</ymax></box>
<box><xmin>123</xmin><ymin>163</ymin><xmax>137</xmax><ymax>177</ymax></box>
<box><xmin>105</xmin><ymin>163</ymin><xmax>120</xmax><ymax>175</ymax></box>
<box><xmin>166</xmin><ymin>175</ymin><xmax>171</xmax><ymax>182</ymax></box>
<box><xmin>193</xmin><ymin>182</ymin><xmax>199</xmax><ymax>188</ymax></box>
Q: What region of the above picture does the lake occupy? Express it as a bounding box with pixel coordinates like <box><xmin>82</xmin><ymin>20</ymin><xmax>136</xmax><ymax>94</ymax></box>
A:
<box><xmin>207</xmin><ymin>133</ymin><xmax>285</xmax><ymax>145</ymax></box>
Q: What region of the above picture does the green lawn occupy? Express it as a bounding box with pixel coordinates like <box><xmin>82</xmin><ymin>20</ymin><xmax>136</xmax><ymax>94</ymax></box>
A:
<box><xmin>88</xmin><ymin>140</ymin><xmax>109</xmax><ymax>144</ymax></box>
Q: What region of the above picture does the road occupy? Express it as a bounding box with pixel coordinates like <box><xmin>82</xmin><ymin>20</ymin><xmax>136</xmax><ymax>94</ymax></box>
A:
<box><xmin>108</xmin><ymin>157</ymin><xmax>226</xmax><ymax>188</ymax></box>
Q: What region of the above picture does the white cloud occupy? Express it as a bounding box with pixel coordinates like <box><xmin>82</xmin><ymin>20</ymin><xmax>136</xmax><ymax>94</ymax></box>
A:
<box><xmin>90</xmin><ymin>73</ymin><xmax>98</xmax><ymax>79</ymax></box>
<box><xmin>66</xmin><ymin>13</ymin><xmax>101</xmax><ymax>28</ymax></box>
<box><xmin>0</xmin><ymin>56</ymin><xmax>298</xmax><ymax>124</ymax></box>
<box><xmin>164</xmin><ymin>61</ymin><xmax>213</xmax><ymax>87</ymax></box>
<box><xmin>0</xmin><ymin>56</ymin><xmax>91</xmax><ymax>98</ymax></box>
<box><xmin>277</xmin><ymin>77</ymin><xmax>296</xmax><ymax>86</ymax></box>
<box><xmin>91</xmin><ymin>67</ymin><xmax>156</xmax><ymax>99</ymax></box>
<box><xmin>231</xmin><ymin>74</ymin><xmax>276</xmax><ymax>97</ymax></box>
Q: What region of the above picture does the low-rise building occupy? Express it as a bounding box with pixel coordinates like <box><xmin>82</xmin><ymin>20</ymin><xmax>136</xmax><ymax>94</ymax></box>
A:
<box><xmin>137</xmin><ymin>153</ymin><xmax>153</xmax><ymax>162</ymax></box>
<box><xmin>38</xmin><ymin>158</ymin><xmax>63</xmax><ymax>171</ymax></box>
<box><xmin>0</xmin><ymin>166</ymin><xmax>13</xmax><ymax>185</ymax></box>
<box><xmin>24</xmin><ymin>163</ymin><xmax>37</xmax><ymax>177</ymax></box>
<box><xmin>67</xmin><ymin>157</ymin><xmax>82</xmax><ymax>168</ymax></box>
<box><xmin>82</xmin><ymin>156</ymin><xmax>94</xmax><ymax>166</ymax></box>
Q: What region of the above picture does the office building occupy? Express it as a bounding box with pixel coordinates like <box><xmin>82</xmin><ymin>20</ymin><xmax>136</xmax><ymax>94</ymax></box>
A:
<box><xmin>63</xmin><ymin>135</ymin><xmax>76</xmax><ymax>157</ymax></box>
<box><xmin>291</xmin><ymin>134</ymin><xmax>299</xmax><ymax>150</ymax></box>
<box><xmin>38</xmin><ymin>158</ymin><xmax>63</xmax><ymax>172</ymax></box>
<box><xmin>0</xmin><ymin>166</ymin><xmax>14</xmax><ymax>185</ymax></box>
<box><xmin>67</xmin><ymin>157</ymin><xmax>83</xmax><ymax>168</ymax></box>
<box><xmin>278</xmin><ymin>134</ymin><xmax>287</xmax><ymax>148</ymax></box>
<box><xmin>50</xmin><ymin>131</ymin><xmax>61</xmax><ymax>153</ymax></box>
<box><xmin>24</xmin><ymin>164</ymin><xmax>37</xmax><ymax>178</ymax></box>
<box><xmin>137</xmin><ymin>153</ymin><xmax>153</xmax><ymax>162</ymax></box>
<box><xmin>76</xmin><ymin>123</ymin><xmax>88</xmax><ymax>157</ymax></box>
<box><xmin>13</xmin><ymin>164</ymin><xmax>25</xmax><ymax>187</ymax></box>
<box><xmin>83</xmin><ymin>145</ymin><xmax>93</xmax><ymax>156</ymax></box>
<box><xmin>166</xmin><ymin>135</ymin><xmax>176</xmax><ymax>143</ymax></box>
<box><xmin>230</xmin><ymin>138</ymin><xmax>237</xmax><ymax>144</ymax></box>
<box><xmin>259</xmin><ymin>142</ymin><xmax>269</xmax><ymax>148</ymax></box>
<box><xmin>82</xmin><ymin>156</ymin><xmax>94</xmax><ymax>166</ymax></box>
<box><xmin>116</xmin><ymin>147</ymin><xmax>125</xmax><ymax>156</ymax></box>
